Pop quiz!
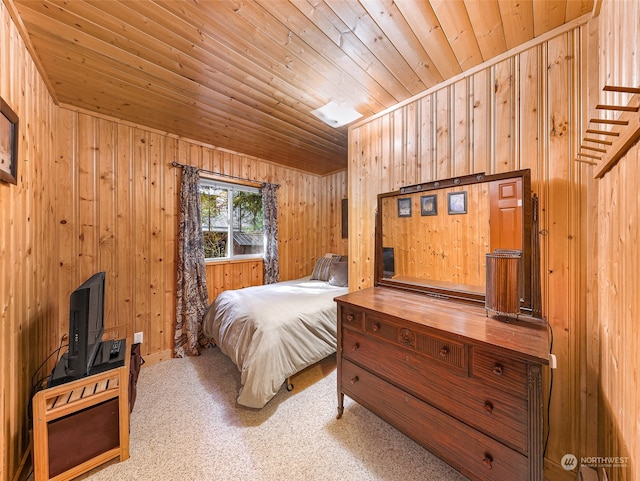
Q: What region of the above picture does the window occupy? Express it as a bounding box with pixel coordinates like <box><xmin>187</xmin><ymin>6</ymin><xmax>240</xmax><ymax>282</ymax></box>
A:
<box><xmin>199</xmin><ymin>178</ymin><xmax>264</xmax><ymax>260</ymax></box>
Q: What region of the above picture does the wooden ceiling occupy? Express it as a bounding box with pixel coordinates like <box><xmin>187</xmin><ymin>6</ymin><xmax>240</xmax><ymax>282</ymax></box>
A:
<box><xmin>9</xmin><ymin>0</ymin><xmax>594</xmax><ymax>175</ymax></box>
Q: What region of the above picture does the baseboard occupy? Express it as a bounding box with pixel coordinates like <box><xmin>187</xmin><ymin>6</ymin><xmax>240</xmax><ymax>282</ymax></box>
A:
<box><xmin>139</xmin><ymin>348</ymin><xmax>173</xmax><ymax>367</ymax></box>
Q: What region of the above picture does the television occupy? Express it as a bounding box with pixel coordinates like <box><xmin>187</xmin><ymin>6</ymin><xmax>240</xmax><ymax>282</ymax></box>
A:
<box><xmin>65</xmin><ymin>271</ymin><xmax>106</xmax><ymax>378</ymax></box>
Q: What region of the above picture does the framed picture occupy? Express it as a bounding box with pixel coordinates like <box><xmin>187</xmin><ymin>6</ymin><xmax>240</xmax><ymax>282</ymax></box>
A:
<box><xmin>0</xmin><ymin>97</ymin><xmax>19</xmax><ymax>185</ymax></box>
<box><xmin>420</xmin><ymin>194</ymin><xmax>437</xmax><ymax>216</ymax></box>
<box><xmin>448</xmin><ymin>191</ymin><xmax>467</xmax><ymax>214</ymax></box>
<box><xmin>397</xmin><ymin>197</ymin><xmax>412</xmax><ymax>217</ymax></box>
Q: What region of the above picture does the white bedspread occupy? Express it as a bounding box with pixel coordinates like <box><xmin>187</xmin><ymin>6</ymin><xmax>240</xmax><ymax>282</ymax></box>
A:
<box><xmin>202</xmin><ymin>276</ymin><xmax>348</xmax><ymax>408</ymax></box>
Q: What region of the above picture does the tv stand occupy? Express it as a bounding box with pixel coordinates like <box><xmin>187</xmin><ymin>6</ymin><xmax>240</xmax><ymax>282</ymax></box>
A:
<box><xmin>32</xmin><ymin>342</ymin><xmax>130</xmax><ymax>481</ymax></box>
<box><xmin>48</xmin><ymin>339</ymin><xmax>127</xmax><ymax>387</ymax></box>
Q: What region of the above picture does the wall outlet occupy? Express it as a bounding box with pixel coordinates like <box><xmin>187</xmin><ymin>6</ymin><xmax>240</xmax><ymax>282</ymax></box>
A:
<box><xmin>549</xmin><ymin>353</ymin><xmax>557</xmax><ymax>369</ymax></box>
<box><xmin>134</xmin><ymin>331</ymin><xmax>144</xmax><ymax>344</ymax></box>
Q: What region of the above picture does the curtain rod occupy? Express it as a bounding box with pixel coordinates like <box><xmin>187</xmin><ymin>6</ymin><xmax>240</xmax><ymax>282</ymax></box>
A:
<box><xmin>171</xmin><ymin>161</ymin><xmax>280</xmax><ymax>189</ymax></box>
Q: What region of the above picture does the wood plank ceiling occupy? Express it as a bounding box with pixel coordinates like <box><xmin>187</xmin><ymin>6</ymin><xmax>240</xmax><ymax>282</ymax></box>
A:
<box><xmin>9</xmin><ymin>0</ymin><xmax>594</xmax><ymax>175</ymax></box>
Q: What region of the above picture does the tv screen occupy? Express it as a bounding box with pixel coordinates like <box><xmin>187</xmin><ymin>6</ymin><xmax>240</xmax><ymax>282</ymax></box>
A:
<box><xmin>66</xmin><ymin>271</ymin><xmax>106</xmax><ymax>378</ymax></box>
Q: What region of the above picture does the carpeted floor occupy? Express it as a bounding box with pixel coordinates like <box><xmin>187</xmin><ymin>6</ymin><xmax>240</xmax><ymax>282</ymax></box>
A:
<box><xmin>80</xmin><ymin>347</ymin><xmax>469</xmax><ymax>481</ymax></box>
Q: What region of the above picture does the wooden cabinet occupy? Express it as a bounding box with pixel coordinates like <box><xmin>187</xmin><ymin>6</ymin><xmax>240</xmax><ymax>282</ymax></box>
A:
<box><xmin>32</xmin><ymin>342</ymin><xmax>131</xmax><ymax>481</ymax></box>
<box><xmin>336</xmin><ymin>287</ymin><xmax>549</xmax><ymax>481</ymax></box>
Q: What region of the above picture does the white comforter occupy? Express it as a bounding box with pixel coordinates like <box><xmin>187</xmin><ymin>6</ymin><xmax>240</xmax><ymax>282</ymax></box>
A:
<box><xmin>202</xmin><ymin>276</ymin><xmax>348</xmax><ymax>408</ymax></box>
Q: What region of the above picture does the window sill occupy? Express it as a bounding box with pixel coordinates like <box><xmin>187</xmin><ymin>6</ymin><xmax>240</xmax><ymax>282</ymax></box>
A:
<box><xmin>205</xmin><ymin>257</ymin><xmax>264</xmax><ymax>266</ymax></box>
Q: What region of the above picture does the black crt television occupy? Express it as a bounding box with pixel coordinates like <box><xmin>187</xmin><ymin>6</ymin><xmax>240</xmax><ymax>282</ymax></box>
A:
<box><xmin>66</xmin><ymin>271</ymin><xmax>106</xmax><ymax>378</ymax></box>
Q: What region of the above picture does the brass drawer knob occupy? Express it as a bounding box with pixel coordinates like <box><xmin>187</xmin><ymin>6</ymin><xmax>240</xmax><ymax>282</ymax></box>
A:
<box><xmin>346</xmin><ymin>313</ymin><xmax>355</xmax><ymax>322</ymax></box>
<box><xmin>483</xmin><ymin>401</ymin><xmax>494</xmax><ymax>414</ymax></box>
<box><xmin>492</xmin><ymin>364</ymin><xmax>503</xmax><ymax>376</ymax></box>
<box><xmin>372</xmin><ymin>323</ymin><xmax>380</xmax><ymax>332</ymax></box>
<box><xmin>439</xmin><ymin>346</ymin><xmax>449</xmax><ymax>357</ymax></box>
<box><xmin>482</xmin><ymin>455</ymin><xmax>493</xmax><ymax>469</ymax></box>
<box><xmin>350</xmin><ymin>376</ymin><xmax>359</xmax><ymax>384</ymax></box>
<box><xmin>352</xmin><ymin>342</ymin><xmax>360</xmax><ymax>351</ymax></box>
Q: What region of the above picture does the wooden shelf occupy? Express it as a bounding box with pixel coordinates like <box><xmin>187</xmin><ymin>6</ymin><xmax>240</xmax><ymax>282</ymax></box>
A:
<box><xmin>576</xmin><ymin>85</ymin><xmax>640</xmax><ymax>177</ymax></box>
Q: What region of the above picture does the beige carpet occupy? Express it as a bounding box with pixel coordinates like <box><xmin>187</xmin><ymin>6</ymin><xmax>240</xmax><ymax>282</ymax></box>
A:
<box><xmin>80</xmin><ymin>347</ymin><xmax>469</xmax><ymax>481</ymax></box>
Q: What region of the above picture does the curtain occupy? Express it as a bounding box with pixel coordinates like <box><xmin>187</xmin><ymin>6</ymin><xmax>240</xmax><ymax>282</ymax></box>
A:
<box><xmin>174</xmin><ymin>165</ymin><xmax>212</xmax><ymax>357</ymax></box>
<box><xmin>262</xmin><ymin>183</ymin><xmax>279</xmax><ymax>284</ymax></box>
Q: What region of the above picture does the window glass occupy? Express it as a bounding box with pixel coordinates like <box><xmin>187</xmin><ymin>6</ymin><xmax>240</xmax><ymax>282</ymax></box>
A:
<box><xmin>200</xmin><ymin>179</ymin><xmax>264</xmax><ymax>260</ymax></box>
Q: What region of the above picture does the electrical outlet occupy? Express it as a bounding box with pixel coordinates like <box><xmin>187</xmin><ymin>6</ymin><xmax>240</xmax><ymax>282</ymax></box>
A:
<box><xmin>134</xmin><ymin>331</ymin><xmax>144</xmax><ymax>344</ymax></box>
<box><xmin>549</xmin><ymin>353</ymin><xmax>557</xmax><ymax>369</ymax></box>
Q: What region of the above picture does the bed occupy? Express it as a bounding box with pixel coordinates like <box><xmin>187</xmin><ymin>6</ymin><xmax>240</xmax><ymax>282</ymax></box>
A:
<box><xmin>202</xmin><ymin>257</ymin><xmax>348</xmax><ymax>408</ymax></box>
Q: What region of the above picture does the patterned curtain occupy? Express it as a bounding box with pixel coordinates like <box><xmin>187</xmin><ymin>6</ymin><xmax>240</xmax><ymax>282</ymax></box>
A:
<box><xmin>262</xmin><ymin>183</ymin><xmax>279</xmax><ymax>284</ymax></box>
<box><xmin>174</xmin><ymin>165</ymin><xmax>211</xmax><ymax>357</ymax></box>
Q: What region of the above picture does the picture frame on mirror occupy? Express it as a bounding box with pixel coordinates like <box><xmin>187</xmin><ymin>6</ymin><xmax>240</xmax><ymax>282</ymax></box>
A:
<box><xmin>397</xmin><ymin>197</ymin><xmax>412</xmax><ymax>217</ymax></box>
<box><xmin>447</xmin><ymin>191</ymin><xmax>467</xmax><ymax>215</ymax></box>
<box><xmin>420</xmin><ymin>194</ymin><xmax>437</xmax><ymax>216</ymax></box>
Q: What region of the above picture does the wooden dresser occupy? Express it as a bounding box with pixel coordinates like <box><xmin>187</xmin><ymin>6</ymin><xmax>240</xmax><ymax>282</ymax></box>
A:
<box><xmin>335</xmin><ymin>287</ymin><xmax>549</xmax><ymax>481</ymax></box>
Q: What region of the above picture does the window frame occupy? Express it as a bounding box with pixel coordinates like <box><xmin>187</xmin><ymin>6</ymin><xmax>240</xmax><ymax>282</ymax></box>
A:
<box><xmin>199</xmin><ymin>177</ymin><xmax>264</xmax><ymax>263</ymax></box>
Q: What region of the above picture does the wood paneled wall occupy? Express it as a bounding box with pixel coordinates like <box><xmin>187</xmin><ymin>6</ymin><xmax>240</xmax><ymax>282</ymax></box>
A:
<box><xmin>52</xmin><ymin>112</ymin><xmax>347</xmax><ymax>360</ymax></box>
<box><xmin>1</xmin><ymin>4</ymin><xmax>347</xmax><ymax>480</ymax></box>
<box><xmin>347</xmin><ymin>22</ymin><xmax>592</xmax><ymax>481</ymax></box>
<box><xmin>593</xmin><ymin>2</ymin><xmax>639</xmax><ymax>480</ymax></box>
<box><xmin>1</xmin><ymin>3</ymin><xmax>58</xmax><ymax>480</ymax></box>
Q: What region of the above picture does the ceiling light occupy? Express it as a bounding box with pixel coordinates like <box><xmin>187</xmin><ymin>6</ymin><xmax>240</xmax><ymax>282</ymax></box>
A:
<box><xmin>311</xmin><ymin>101</ymin><xmax>362</xmax><ymax>128</ymax></box>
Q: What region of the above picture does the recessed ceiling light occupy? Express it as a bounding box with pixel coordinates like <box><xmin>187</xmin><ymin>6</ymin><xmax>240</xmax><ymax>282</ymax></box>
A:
<box><xmin>311</xmin><ymin>101</ymin><xmax>362</xmax><ymax>128</ymax></box>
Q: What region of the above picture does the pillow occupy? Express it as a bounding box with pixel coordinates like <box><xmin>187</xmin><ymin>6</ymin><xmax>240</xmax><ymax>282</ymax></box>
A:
<box><xmin>310</xmin><ymin>255</ymin><xmax>338</xmax><ymax>281</ymax></box>
<box><xmin>328</xmin><ymin>261</ymin><xmax>348</xmax><ymax>287</ymax></box>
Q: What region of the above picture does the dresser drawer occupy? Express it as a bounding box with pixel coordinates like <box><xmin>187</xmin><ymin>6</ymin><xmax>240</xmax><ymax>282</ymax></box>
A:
<box><xmin>365</xmin><ymin>314</ymin><xmax>466</xmax><ymax>371</ymax></box>
<box><xmin>342</xmin><ymin>359</ymin><xmax>529</xmax><ymax>481</ymax></box>
<box><xmin>471</xmin><ymin>348</ymin><xmax>529</xmax><ymax>397</ymax></box>
<box><xmin>340</xmin><ymin>306</ymin><xmax>364</xmax><ymax>331</ymax></box>
<box><xmin>342</xmin><ymin>329</ymin><xmax>528</xmax><ymax>453</ymax></box>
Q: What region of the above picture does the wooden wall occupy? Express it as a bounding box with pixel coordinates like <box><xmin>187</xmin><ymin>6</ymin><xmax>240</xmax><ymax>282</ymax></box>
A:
<box><xmin>593</xmin><ymin>1</ymin><xmax>639</xmax><ymax>480</ymax></box>
<box><xmin>1</xmin><ymin>3</ymin><xmax>58</xmax><ymax>480</ymax></box>
<box><xmin>50</xmin><ymin>109</ymin><xmax>347</xmax><ymax>364</ymax></box>
<box><xmin>0</xmin><ymin>3</ymin><xmax>347</xmax><ymax>480</ymax></box>
<box><xmin>347</xmin><ymin>20</ymin><xmax>592</xmax><ymax>481</ymax></box>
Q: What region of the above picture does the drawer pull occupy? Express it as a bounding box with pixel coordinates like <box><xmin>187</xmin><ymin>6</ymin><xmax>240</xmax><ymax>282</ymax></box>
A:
<box><xmin>492</xmin><ymin>364</ymin><xmax>503</xmax><ymax>376</ymax></box>
<box><xmin>350</xmin><ymin>376</ymin><xmax>359</xmax><ymax>385</ymax></box>
<box><xmin>483</xmin><ymin>401</ymin><xmax>494</xmax><ymax>414</ymax></box>
<box><xmin>439</xmin><ymin>346</ymin><xmax>449</xmax><ymax>357</ymax></box>
<box><xmin>351</xmin><ymin>342</ymin><xmax>360</xmax><ymax>351</ymax></box>
<box><xmin>372</xmin><ymin>323</ymin><xmax>380</xmax><ymax>332</ymax></box>
<box><xmin>346</xmin><ymin>313</ymin><xmax>355</xmax><ymax>322</ymax></box>
<box><xmin>482</xmin><ymin>455</ymin><xmax>493</xmax><ymax>469</ymax></box>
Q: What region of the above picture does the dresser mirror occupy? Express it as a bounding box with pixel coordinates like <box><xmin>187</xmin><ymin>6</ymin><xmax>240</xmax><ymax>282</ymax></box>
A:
<box><xmin>375</xmin><ymin>169</ymin><xmax>538</xmax><ymax>314</ymax></box>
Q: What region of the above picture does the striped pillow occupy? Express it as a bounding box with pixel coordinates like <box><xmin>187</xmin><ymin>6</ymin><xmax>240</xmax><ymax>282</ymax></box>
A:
<box><xmin>310</xmin><ymin>256</ymin><xmax>339</xmax><ymax>281</ymax></box>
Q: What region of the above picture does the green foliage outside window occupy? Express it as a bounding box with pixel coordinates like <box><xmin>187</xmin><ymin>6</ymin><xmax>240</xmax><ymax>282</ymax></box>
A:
<box><xmin>200</xmin><ymin>182</ymin><xmax>263</xmax><ymax>259</ymax></box>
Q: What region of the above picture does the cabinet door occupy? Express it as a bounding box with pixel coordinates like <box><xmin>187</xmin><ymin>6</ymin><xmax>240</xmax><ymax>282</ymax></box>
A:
<box><xmin>490</xmin><ymin>177</ymin><xmax>523</xmax><ymax>251</ymax></box>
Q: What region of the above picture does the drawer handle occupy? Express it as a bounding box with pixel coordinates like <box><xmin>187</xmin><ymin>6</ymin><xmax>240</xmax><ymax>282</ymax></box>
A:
<box><xmin>350</xmin><ymin>376</ymin><xmax>359</xmax><ymax>385</ymax></box>
<box><xmin>346</xmin><ymin>314</ymin><xmax>355</xmax><ymax>322</ymax></box>
<box><xmin>482</xmin><ymin>455</ymin><xmax>493</xmax><ymax>469</ymax></box>
<box><xmin>352</xmin><ymin>342</ymin><xmax>360</xmax><ymax>351</ymax></box>
<box><xmin>492</xmin><ymin>364</ymin><xmax>503</xmax><ymax>376</ymax></box>
<box><xmin>483</xmin><ymin>401</ymin><xmax>494</xmax><ymax>415</ymax></box>
<box><xmin>439</xmin><ymin>346</ymin><xmax>449</xmax><ymax>357</ymax></box>
<box><xmin>372</xmin><ymin>323</ymin><xmax>380</xmax><ymax>332</ymax></box>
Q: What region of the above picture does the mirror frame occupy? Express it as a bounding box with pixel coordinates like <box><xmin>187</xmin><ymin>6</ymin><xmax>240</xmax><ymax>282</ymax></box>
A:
<box><xmin>375</xmin><ymin>169</ymin><xmax>536</xmax><ymax>313</ymax></box>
